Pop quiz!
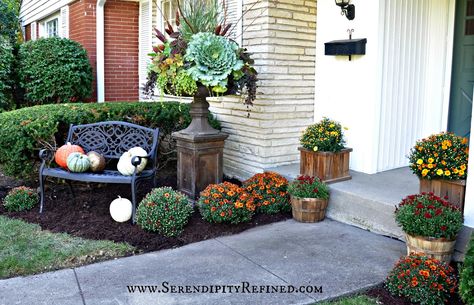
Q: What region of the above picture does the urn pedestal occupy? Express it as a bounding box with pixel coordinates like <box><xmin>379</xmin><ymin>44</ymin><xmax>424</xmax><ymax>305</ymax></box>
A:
<box><xmin>173</xmin><ymin>88</ymin><xmax>228</xmax><ymax>200</ymax></box>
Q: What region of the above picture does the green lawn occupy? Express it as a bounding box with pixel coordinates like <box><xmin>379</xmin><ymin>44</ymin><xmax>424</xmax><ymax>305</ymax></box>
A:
<box><xmin>318</xmin><ymin>295</ymin><xmax>379</xmax><ymax>305</ymax></box>
<box><xmin>0</xmin><ymin>216</ymin><xmax>134</xmax><ymax>278</ymax></box>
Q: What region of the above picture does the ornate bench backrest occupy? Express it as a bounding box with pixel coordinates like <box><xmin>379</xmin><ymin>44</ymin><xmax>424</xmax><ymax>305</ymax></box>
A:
<box><xmin>66</xmin><ymin>121</ymin><xmax>159</xmax><ymax>162</ymax></box>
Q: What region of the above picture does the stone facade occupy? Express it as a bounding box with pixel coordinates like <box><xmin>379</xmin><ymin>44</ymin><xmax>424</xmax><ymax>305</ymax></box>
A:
<box><xmin>209</xmin><ymin>0</ymin><xmax>317</xmax><ymax>180</ymax></box>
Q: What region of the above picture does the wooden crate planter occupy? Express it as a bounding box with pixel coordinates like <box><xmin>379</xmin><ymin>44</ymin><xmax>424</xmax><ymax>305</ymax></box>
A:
<box><xmin>419</xmin><ymin>178</ymin><xmax>466</xmax><ymax>211</ymax></box>
<box><xmin>299</xmin><ymin>147</ymin><xmax>352</xmax><ymax>183</ymax></box>
<box><xmin>405</xmin><ymin>234</ymin><xmax>456</xmax><ymax>263</ymax></box>
<box><xmin>291</xmin><ymin>196</ymin><xmax>328</xmax><ymax>223</ymax></box>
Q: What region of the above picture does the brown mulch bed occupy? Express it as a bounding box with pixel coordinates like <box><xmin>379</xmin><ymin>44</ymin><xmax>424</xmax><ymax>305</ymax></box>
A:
<box><xmin>0</xmin><ymin>163</ymin><xmax>291</xmax><ymax>253</ymax></box>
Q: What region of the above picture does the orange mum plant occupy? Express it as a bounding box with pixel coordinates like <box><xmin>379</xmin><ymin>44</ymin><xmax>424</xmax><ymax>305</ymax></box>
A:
<box><xmin>408</xmin><ymin>132</ymin><xmax>469</xmax><ymax>180</ymax></box>
<box><xmin>386</xmin><ymin>253</ymin><xmax>457</xmax><ymax>305</ymax></box>
<box><xmin>243</xmin><ymin>172</ymin><xmax>290</xmax><ymax>214</ymax></box>
<box><xmin>198</xmin><ymin>182</ymin><xmax>255</xmax><ymax>224</ymax></box>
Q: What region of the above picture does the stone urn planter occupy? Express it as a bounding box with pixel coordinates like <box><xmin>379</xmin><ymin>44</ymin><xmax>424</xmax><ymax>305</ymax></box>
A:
<box><xmin>419</xmin><ymin>178</ymin><xmax>466</xmax><ymax>211</ymax></box>
<box><xmin>288</xmin><ymin>175</ymin><xmax>330</xmax><ymax>223</ymax></box>
<box><xmin>405</xmin><ymin>234</ymin><xmax>456</xmax><ymax>263</ymax></box>
<box><xmin>299</xmin><ymin>147</ymin><xmax>352</xmax><ymax>183</ymax></box>
<box><xmin>144</xmin><ymin>20</ymin><xmax>258</xmax><ymax>199</ymax></box>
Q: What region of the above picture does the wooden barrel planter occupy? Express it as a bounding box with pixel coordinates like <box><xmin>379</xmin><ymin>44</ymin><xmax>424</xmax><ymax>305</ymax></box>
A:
<box><xmin>405</xmin><ymin>234</ymin><xmax>456</xmax><ymax>263</ymax></box>
<box><xmin>299</xmin><ymin>147</ymin><xmax>352</xmax><ymax>184</ymax></box>
<box><xmin>291</xmin><ymin>196</ymin><xmax>328</xmax><ymax>223</ymax></box>
<box><xmin>419</xmin><ymin>178</ymin><xmax>466</xmax><ymax>211</ymax></box>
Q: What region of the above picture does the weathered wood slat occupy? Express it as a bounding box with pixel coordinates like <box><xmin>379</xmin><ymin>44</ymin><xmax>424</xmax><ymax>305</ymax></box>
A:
<box><xmin>299</xmin><ymin>147</ymin><xmax>352</xmax><ymax>183</ymax></box>
<box><xmin>405</xmin><ymin>234</ymin><xmax>456</xmax><ymax>263</ymax></box>
<box><xmin>419</xmin><ymin>178</ymin><xmax>466</xmax><ymax>211</ymax></box>
<box><xmin>291</xmin><ymin>196</ymin><xmax>328</xmax><ymax>223</ymax></box>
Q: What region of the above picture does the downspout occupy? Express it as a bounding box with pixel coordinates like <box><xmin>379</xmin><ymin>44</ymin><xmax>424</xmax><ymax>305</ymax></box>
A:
<box><xmin>96</xmin><ymin>0</ymin><xmax>106</xmax><ymax>103</ymax></box>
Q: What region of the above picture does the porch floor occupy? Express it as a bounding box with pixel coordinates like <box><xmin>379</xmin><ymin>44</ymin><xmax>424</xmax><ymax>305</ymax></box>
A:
<box><xmin>267</xmin><ymin>165</ymin><xmax>419</xmax><ymax>239</ymax></box>
<box><xmin>269</xmin><ymin>164</ymin><xmax>471</xmax><ymax>260</ymax></box>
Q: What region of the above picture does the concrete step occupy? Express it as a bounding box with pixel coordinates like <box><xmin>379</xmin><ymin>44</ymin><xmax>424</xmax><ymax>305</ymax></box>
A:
<box><xmin>267</xmin><ymin>164</ymin><xmax>472</xmax><ymax>260</ymax></box>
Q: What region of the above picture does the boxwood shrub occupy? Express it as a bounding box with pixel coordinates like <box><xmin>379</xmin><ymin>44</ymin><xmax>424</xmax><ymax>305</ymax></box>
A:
<box><xmin>0</xmin><ymin>37</ymin><xmax>14</xmax><ymax>110</ymax></box>
<box><xmin>0</xmin><ymin>102</ymin><xmax>220</xmax><ymax>178</ymax></box>
<box><xmin>18</xmin><ymin>37</ymin><xmax>93</xmax><ymax>105</ymax></box>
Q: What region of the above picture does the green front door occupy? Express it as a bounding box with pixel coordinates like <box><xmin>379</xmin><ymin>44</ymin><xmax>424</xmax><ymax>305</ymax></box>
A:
<box><xmin>448</xmin><ymin>0</ymin><xmax>474</xmax><ymax>138</ymax></box>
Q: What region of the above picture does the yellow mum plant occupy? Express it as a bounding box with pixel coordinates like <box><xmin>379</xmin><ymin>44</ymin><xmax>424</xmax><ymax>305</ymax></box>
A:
<box><xmin>408</xmin><ymin>132</ymin><xmax>469</xmax><ymax>180</ymax></box>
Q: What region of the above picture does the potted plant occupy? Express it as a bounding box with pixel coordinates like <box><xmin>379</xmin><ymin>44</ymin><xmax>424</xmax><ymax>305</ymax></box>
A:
<box><xmin>144</xmin><ymin>1</ymin><xmax>258</xmax><ymax>199</ymax></box>
<box><xmin>408</xmin><ymin>132</ymin><xmax>469</xmax><ymax>210</ymax></box>
<box><xmin>287</xmin><ymin>175</ymin><xmax>330</xmax><ymax>223</ymax></box>
<box><xmin>395</xmin><ymin>193</ymin><xmax>463</xmax><ymax>262</ymax></box>
<box><xmin>299</xmin><ymin>117</ymin><xmax>352</xmax><ymax>183</ymax></box>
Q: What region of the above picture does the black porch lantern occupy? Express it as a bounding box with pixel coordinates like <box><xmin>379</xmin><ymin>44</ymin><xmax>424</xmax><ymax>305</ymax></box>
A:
<box><xmin>335</xmin><ymin>0</ymin><xmax>355</xmax><ymax>20</ymax></box>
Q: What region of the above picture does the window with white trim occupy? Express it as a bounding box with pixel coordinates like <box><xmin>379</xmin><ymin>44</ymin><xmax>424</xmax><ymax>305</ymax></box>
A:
<box><xmin>156</xmin><ymin>0</ymin><xmax>242</xmax><ymax>45</ymax></box>
<box><xmin>39</xmin><ymin>13</ymin><xmax>60</xmax><ymax>38</ymax></box>
<box><xmin>160</xmin><ymin>0</ymin><xmax>178</xmax><ymax>31</ymax></box>
<box><xmin>46</xmin><ymin>18</ymin><xmax>58</xmax><ymax>37</ymax></box>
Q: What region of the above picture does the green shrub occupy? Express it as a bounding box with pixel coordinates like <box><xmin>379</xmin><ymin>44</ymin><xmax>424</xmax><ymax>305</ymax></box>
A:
<box><xmin>136</xmin><ymin>187</ymin><xmax>193</xmax><ymax>237</ymax></box>
<box><xmin>18</xmin><ymin>38</ymin><xmax>93</xmax><ymax>105</ymax></box>
<box><xmin>198</xmin><ymin>182</ymin><xmax>255</xmax><ymax>224</ymax></box>
<box><xmin>243</xmin><ymin>172</ymin><xmax>290</xmax><ymax>214</ymax></box>
<box><xmin>460</xmin><ymin>233</ymin><xmax>474</xmax><ymax>304</ymax></box>
<box><xmin>3</xmin><ymin>186</ymin><xmax>38</xmax><ymax>212</ymax></box>
<box><xmin>0</xmin><ymin>0</ymin><xmax>19</xmax><ymax>44</ymax></box>
<box><xmin>386</xmin><ymin>253</ymin><xmax>457</xmax><ymax>305</ymax></box>
<box><xmin>0</xmin><ymin>102</ymin><xmax>220</xmax><ymax>178</ymax></box>
<box><xmin>0</xmin><ymin>37</ymin><xmax>14</xmax><ymax>110</ymax></box>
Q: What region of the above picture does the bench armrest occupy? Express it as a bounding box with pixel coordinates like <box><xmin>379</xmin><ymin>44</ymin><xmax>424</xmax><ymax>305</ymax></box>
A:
<box><xmin>39</xmin><ymin>149</ymin><xmax>54</xmax><ymax>162</ymax></box>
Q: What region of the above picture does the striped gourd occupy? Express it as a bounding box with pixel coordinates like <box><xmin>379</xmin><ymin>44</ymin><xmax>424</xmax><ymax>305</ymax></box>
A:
<box><xmin>67</xmin><ymin>153</ymin><xmax>90</xmax><ymax>173</ymax></box>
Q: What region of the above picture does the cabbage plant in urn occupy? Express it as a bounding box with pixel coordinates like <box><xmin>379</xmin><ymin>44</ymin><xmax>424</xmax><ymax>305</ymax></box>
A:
<box><xmin>145</xmin><ymin>0</ymin><xmax>257</xmax><ymax>199</ymax></box>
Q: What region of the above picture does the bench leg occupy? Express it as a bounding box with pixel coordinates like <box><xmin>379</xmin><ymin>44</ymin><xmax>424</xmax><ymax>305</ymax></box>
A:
<box><xmin>66</xmin><ymin>180</ymin><xmax>76</xmax><ymax>202</ymax></box>
<box><xmin>39</xmin><ymin>174</ymin><xmax>45</xmax><ymax>213</ymax></box>
<box><xmin>131</xmin><ymin>181</ymin><xmax>137</xmax><ymax>224</ymax></box>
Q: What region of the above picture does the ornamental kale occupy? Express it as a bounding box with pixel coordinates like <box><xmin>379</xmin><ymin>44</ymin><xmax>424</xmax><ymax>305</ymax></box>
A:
<box><xmin>185</xmin><ymin>32</ymin><xmax>243</xmax><ymax>92</ymax></box>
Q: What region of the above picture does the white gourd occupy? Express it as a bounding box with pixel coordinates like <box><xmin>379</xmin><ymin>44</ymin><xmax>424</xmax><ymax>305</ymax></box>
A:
<box><xmin>117</xmin><ymin>152</ymin><xmax>135</xmax><ymax>176</ymax></box>
<box><xmin>109</xmin><ymin>196</ymin><xmax>132</xmax><ymax>222</ymax></box>
<box><xmin>128</xmin><ymin>147</ymin><xmax>148</xmax><ymax>173</ymax></box>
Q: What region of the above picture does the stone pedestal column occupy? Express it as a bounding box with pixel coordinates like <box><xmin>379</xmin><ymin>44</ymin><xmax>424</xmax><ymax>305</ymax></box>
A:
<box><xmin>172</xmin><ymin>88</ymin><xmax>228</xmax><ymax>199</ymax></box>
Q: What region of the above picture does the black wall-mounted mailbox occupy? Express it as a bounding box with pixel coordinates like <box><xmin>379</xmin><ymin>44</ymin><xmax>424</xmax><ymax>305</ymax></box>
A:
<box><xmin>324</xmin><ymin>38</ymin><xmax>367</xmax><ymax>56</ymax></box>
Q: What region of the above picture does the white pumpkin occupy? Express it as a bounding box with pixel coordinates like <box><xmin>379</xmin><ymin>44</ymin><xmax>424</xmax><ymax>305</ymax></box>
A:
<box><xmin>128</xmin><ymin>147</ymin><xmax>148</xmax><ymax>172</ymax></box>
<box><xmin>109</xmin><ymin>196</ymin><xmax>133</xmax><ymax>222</ymax></box>
<box><xmin>117</xmin><ymin>152</ymin><xmax>135</xmax><ymax>176</ymax></box>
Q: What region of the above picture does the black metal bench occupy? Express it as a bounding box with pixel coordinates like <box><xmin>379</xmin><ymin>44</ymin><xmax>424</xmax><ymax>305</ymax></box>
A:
<box><xmin>39</xmin><ymin>121</ymin><xmax>160</xmax><ymax>223</ymax></box>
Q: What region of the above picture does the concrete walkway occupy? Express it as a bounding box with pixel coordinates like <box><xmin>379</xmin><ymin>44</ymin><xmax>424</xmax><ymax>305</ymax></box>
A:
<box><xmin>0</xmin><ymin>219</ymin><xmax>405</xmax><ymax>305</ymax></box>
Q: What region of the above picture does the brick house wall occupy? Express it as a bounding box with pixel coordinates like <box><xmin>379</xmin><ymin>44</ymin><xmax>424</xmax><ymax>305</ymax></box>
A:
<box><xmin>69</xmin><ymin>0</ymin><xmax>97</xmax><ymax>101</ymax></box>
<box><xmin>104</xmin><ymin>0</ymin><xmax>139</xmax><ymax>101</ymax></box>
<box><xmin>209</xmin><ymin>0</ymin><xmax>317</xmax><ymax>179</ymax></box>
<box><xmin>22</xmin><ymin>0</ymin><xmax>139</xmax><ymax>102</ymax></box>
<box><xmin>24</xmin><ymin>24</ymin><xmax>31</xmax><ymax>41</ymax></box>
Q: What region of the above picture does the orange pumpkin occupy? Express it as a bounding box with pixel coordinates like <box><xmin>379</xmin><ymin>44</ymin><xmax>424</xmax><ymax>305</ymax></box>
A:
<box><xmin>55</xmin><ymin>142</ymin><xmax>85</xmax><ymax>169</ymax></box>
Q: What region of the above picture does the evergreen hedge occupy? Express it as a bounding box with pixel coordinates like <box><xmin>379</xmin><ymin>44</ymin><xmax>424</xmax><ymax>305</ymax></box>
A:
<box><xmin>0</xmin><ymin>102</ymin><xmax>219</xmax><ymax>178</ymax></box>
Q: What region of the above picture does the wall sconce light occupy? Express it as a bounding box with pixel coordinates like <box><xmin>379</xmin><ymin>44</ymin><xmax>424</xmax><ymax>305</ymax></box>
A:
<box><xmin>335</xmin><ymin>0</ymin><xmax>355</xmax><ymax>20</ymax></box>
